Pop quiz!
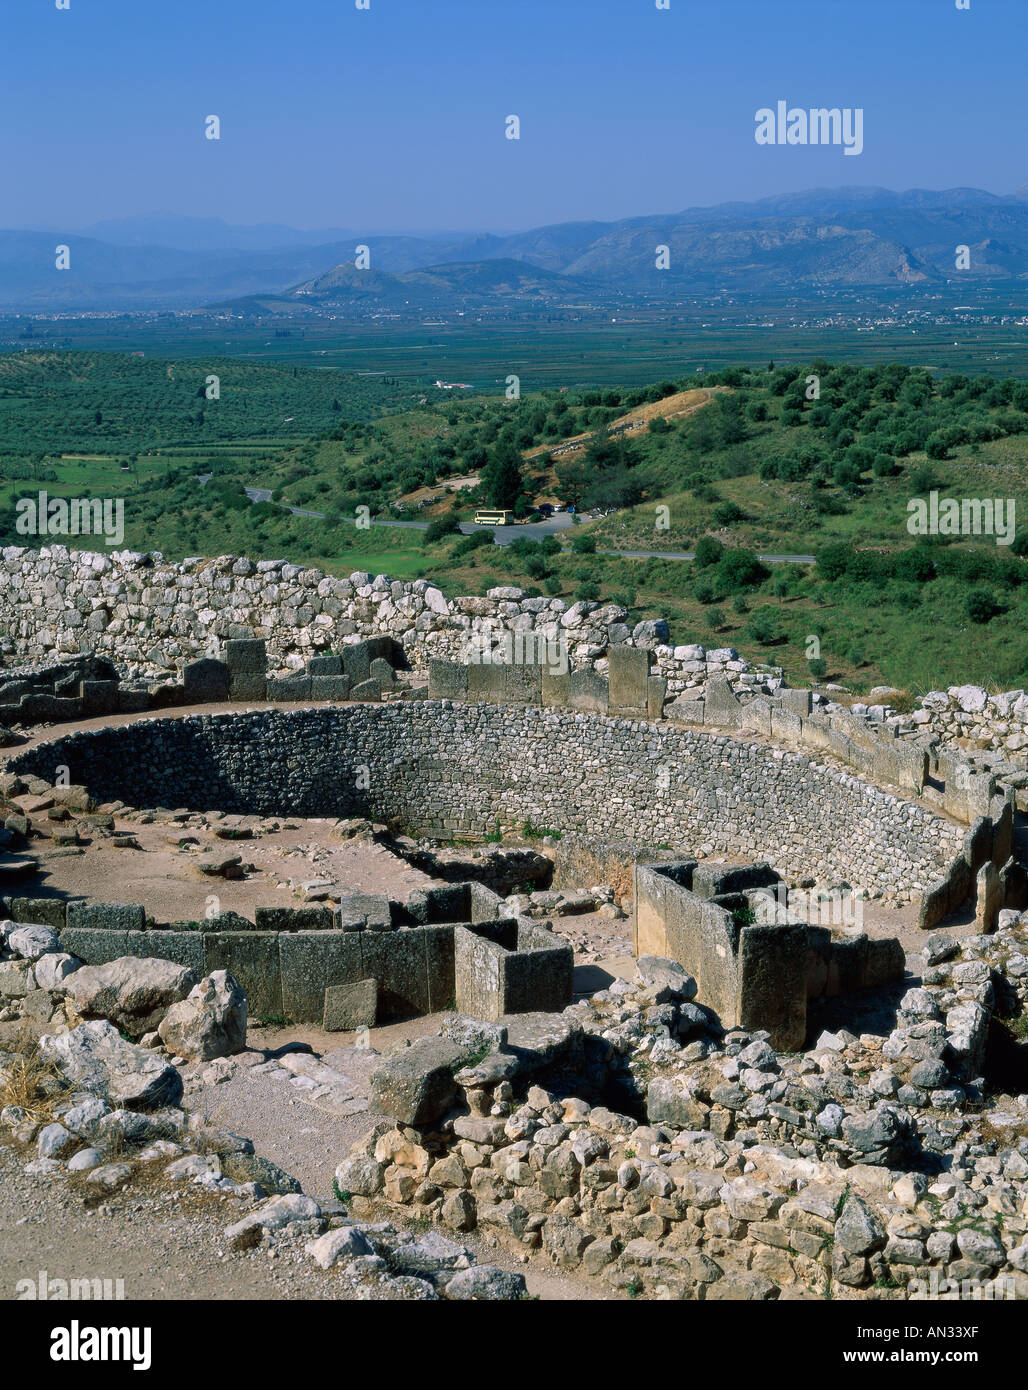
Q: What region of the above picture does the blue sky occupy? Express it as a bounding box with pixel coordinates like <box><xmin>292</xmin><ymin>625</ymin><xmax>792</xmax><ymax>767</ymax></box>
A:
<box><xmin>2</xmin><ymin>0</ymin><xmax>1024</xmax><ymax>232</ymax></box>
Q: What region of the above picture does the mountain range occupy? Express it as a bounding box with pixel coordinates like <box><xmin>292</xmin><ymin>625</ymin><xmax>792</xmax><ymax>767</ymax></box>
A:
<box><xmin>3</xmin><ymin>187</ymin><xmax>1028</xmax><ymax>313</ymax></box>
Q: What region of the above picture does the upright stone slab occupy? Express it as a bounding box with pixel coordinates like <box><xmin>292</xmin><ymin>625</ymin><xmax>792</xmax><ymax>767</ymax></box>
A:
<box><xmin>80</xmin><ymin>680</ymin><xmax>120</xmax><ymax>716</ymax></box>
<box><xmin>358</xmin><ymin>924</ymin><xmax>455</xmax><ymax>1020</ymax></box>
<box><xmin>229</xmin><ymin>673</ymin><xmax>268</xmax><ymax>701</ymax></box>
<box><xmin>703</xmin><ymin>675</ymin><xmax>741</xmax><ymax>728</ymax></box>
<box><xmin>646</xmin><ymin>676</ymin><xmax>667</xmax><ymax>720</ymax></box>
<box><xmin>428</xmin><ymin>660</ymin><xmax>468</xmax><ymax>702</ymax></box>
<box><xmin>780</xmin><ymin>687</ymin><xmax>813</xmax><ymax>717</ymax></box>
<box><xmin>324</xmin><ymin>978</ymin><xmax>378</xmax><ymax>1031</ymax></box>
<box><xmin>974</xmin><ymin>860</ymin><xmax>1003</xmax><ymax>934</ymax></box>
<box><xmin>541</xmin><ymin>666</ymin><xmax>571</xmax><ymax>708</ymax></box>
<box><xmin>504</xmin><ymin>662</ymin><xmax>543</xmax><ymax>705</ymax></box>
<box><xmin>182</xmin><ymin>658</ymin><xmax>230</xmax><ymax>703</ymax></box>
<box><xmin>466</xmin><ymin>663</ymin><xmax>506</xmax><ymax>704</ymax></box>
<box><xmin>204</xmin><ymin>932</ymin><xmax>282</xmax><ymax>1020</ymax></box>
<box><xmin>307</xmin><ymin>654</ymin><xmax>342</xmax><ymax>677</ymax></box>
<box><xmin>341</xmin><ymin>643</ymin><xmax>372</xmax><ymax>687</ymax></box>
<box><xmin>607</xmin><ymin>646</ymin><xmax>650</xmax><ymax>715</ymax></box>
<box><xmin>223</xmin><ymin>639</ymin><xmax>267</xmax><ymax>675</ymax></box>
<box><xmin>278</xmin><ymin>931</ymin><xmax>363</xmax><ymax>1022</ymax></box>
<box><xmin>369</xmin><ymin>658</ymin><xmax>396</xmax><ymax>690</ymax></box>
<box><xmin>569</xmin><ymin>668</ymin><xmax>608</xmax><ymax>714</ymax></box>
<box><xmin>736</xmin><ymin>922</ymin><xmax>808</xmax><ymax>1051</ymax></box>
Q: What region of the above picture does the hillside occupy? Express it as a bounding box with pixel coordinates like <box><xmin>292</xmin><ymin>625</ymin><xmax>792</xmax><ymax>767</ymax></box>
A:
<box><xmin>3</xmin><ymin>352</ymin><xmax>1028</xmax><ymax>695</ymax></box>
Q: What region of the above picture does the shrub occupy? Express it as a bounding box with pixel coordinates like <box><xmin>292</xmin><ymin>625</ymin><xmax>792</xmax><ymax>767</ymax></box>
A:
<box><xmin>704</xmin><ymin>607</ymin><xmax>725</xmax><ymax>631</ymax></box>
<box><xmin>715</xmin><ymin>548</ymin><xmax>768</xmax><ymax>593</ymax></box>
<box><xmin>808</xmin><ymin>656</ymin><xmax>827</xmax><ymax>681</ymax></box>
<box><xmin>815</xmin><ymin>542</ymin><xmax>853</xmax><ymax>581</ymax></box>
<box><xmin>966</xmin><ymin>588</ymin><xmax>1001</xmax><ymax>624</ymax></box>
<box><xmin>571</xmin><ymin>533</ymin><xmax>597</xmax><ymax>554</ymax></box>
<box><xmin>423</xmin><ymin>514</ymin><xmax>459</xmax><ymax>545</ymax></box>
<box><xmin>747</xmin><ymin>609</ymin><xmax>779</xmax><ymax>644</ymax></box>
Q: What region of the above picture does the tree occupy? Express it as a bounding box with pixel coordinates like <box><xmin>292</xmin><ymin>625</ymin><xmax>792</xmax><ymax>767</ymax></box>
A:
<box><xmin>554</xmin><ymin>457</ymin><xmax>589</xmax><ymax>508</ymax></box>
<box><xmin>693</xmin><ymin>535</ymin><xmax>724</xmax><ymax>568</ymax></box>
<box><xmin>480</xmin><ymin>438</ymin><xmax>523</xmax><ymax>510</ymax></box>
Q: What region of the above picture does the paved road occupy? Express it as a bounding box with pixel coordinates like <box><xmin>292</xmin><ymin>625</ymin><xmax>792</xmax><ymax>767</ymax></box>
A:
<box><xmin>196</xmin><ymin>475</ymin><xmax>814</xmax><ymax>562</ymax></box>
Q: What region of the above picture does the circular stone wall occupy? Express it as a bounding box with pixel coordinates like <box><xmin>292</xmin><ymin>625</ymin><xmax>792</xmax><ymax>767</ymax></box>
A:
<box><xmin>9</xmin><ymin>703</ymin><xmax>964</xmax><ymax>895</ymax></box>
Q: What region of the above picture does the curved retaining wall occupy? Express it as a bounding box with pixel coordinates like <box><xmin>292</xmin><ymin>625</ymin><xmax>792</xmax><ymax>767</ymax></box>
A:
<box><xmin>9</xmin><ymin>703</ymin><xmax>965</xmax><ymax>896</ymax></box>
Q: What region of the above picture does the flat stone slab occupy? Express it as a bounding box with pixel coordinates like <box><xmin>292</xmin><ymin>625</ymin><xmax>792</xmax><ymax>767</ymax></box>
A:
<box><xmin>324</xmin><ymin>978</ymin><xmax>378</xmax><ymax>1032</ymax></box>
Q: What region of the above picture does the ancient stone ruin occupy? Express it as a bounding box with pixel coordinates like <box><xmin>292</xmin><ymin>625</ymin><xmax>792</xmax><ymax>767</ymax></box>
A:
<box><xmin>1</xmin><ymin>550</ymin><xmax>1027</xmax><ymax>1304</ymax></box>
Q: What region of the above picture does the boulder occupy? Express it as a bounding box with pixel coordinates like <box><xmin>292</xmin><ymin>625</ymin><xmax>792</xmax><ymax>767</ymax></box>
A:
<box><xmin>7</xmin><ymin>924</ymin><xmax>61</xmax><ymax>961</ymax></box>
<box><xmin>40</xmin><ymin>1020</ymin><xmax>182</xmax><ymax>1109</ymax></box>
<box><xmin>157</xmin><ymin>971</ymin><xmax>247</xmax><ymax>1061</ymax></box>
<box><xmin>65</xmin><ymin>956</ymin><xmax>197</xmax><ymax>1038</ymax></box>
<box><xmin>34</xmin><ymin>953</ymin><xmax>82</xmax><ymax>991</ymax></box>
<box><xmin>369</xmin><ymin>1036</ymin><xmax>467</xmax><ymax>1126</ymax></box>
<box><xmin>442</xmin><ymin>1266</ymin><xmax>527</xmax><ymax>1301</ymax></box>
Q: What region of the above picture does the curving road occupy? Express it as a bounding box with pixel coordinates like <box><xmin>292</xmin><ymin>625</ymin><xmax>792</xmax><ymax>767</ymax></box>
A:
<box><xmin>197</xmin><ymin>475</ymin><xmax>815</xmax><ymax>563</ymax></box>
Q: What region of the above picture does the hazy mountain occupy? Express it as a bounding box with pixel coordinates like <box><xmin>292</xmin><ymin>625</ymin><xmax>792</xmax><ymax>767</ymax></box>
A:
<box><xmin>220</xmin><ymin>258</ymin><xmax>598</xmax><ymax>315</ymax></box>
<box><xmin>2</xmin><ymin>187</ymin><xmax>1028</xmax><ymax>311</ymax></box>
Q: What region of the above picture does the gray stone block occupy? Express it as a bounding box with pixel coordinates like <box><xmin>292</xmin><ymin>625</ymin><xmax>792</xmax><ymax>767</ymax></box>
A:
<box><xmin>541</xmin><ymin>667</ymin><xmax>571</xmax><ymax>708</ymax></box>
<box><xmin>569</xmin><ymin>668</ymin><xmax>608</xmax><ymax>713</ymax></box>
<box><xmin>306</xmin><ymin>654</ymin><xmax>342</xmax><ymax>676</ymax></box>
<box><xmin>646</xmin><ymin>675</ymin><xmax>667</xmax><ymax>720</ymax></box>
<box><xmin>466</xmin><ymin>663</ymin><xmax>506</xmax><ymax>703</ymax></box>
<box><xmin>349</xmin><ymin>678</ymin><xmax>382</xmax><ymax>702</ymax></box>
<box><xmin>428</xmin><ymin>660</ymin><xmax>468</xmax><ymax>701</ymax></box>
<box><xmin>125</xmin><ymin>931</ymin><xmax>205</xmax><ymax>975</ymax></box>
<box><xmin>204</xmin><ymin>932</ymin><xmax>282</xmax><ymax>1020</ymax></box>
<box><xmin>66</xmin><ymin>901</ymin><xmax>146</xmax><ymax>932</ymax></box>
<box><xmin>229</xmin><ymin>673</ymin><xmax>268</xmax><ymax>701</ymax></box>
<box><xmin>58</xmin><ymin>929</ymin><xmax>130</xmax><ymax>964</ymax></box>
<box><xmin>80</xmin><ymin>680</ymin><xmax>120</xmax><ymax>715</ymax></box>
<box><xmin>182</xmin><ymin>658</ymin><xmax>230</xmax><ymax>702</ymax></box>
<box><xmin>267</xmin><ymin>675</ymin><xmax>311</xmax><ymax>701</ymax></box>
<box><xmin>278</xmin><ymin>931</ymin><xmax>363</xmax><ymax>1022</ymax></box>
<box><xmin>369</xmin><ymin>1035</ymin><xmax>467</xmax><ymax>1125</ymax></box>
<box><xmin>369</xmin><ymin>657</ymin><xmax>396</xmax><ymax>688</ymax></box>
<box><xmin>324</xmin><ymin>978</ymin><xmax>378</xmax><ymax>1031</ymax></box>
<box><xmin>358</xmin><ymin>924</ymin><xmax>455</xmax><ymax>1020</ymax></box>
<box><xmin>223</xmin><ymin>639</ymin><xmax>267</xmax><ymax>674</ymax></box>
<box><xmin>117</xmin><ymin>688</ymin><xmax>152</xmax><ymax>714</ymax></box>
<box><xmin>704</xmin><ymin>675</ymin><xmax>741</xmax><ymax>727</ymax></box>
<box><xmin>10</xmin><ymin>896</ymin><xmax>67</xmax><ymax>929</ymax></box>
<box><xmin>780</xmin><ymin>687</ymin><xmax>813</xmax><ymax>716</ymax></box>
<box><xmin>340</xmin><ymin>643</ymin><xmax>372</xmax><ymax>686</ymax></box>
<box><xmin>665</xmin><ymin>697</ymin><xmax>704</xmax><ymax>725</ymax></box>
<box><xmin>607</xmin><ymin>646</ymin><xmax>650</xmax><ymax>714</ymax></box>
<box><xmin>254</xmin><ymin>906</ymin><xmax>334</xmax><ymax>933</ymax></box>
<box><xmin>504</xmin><ymin>663</ymin><xmax>543</xmax><ymax>705</ymax></box>
<box><xmin>336</xmin><ymin>894</ymin><xmax>392</xmax><ymax>931</ymax></box>
<box><xmin>310</xmin><ymin>675</ymin><xmax>350</xmax><ymax>702</ymax></box>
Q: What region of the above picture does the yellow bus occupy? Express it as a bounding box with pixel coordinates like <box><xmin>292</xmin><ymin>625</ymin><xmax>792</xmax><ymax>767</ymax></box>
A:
<box><xmin>474</xmin><ymin>509</ymin><xmax>515</xmax><ymax>525</ymax></box>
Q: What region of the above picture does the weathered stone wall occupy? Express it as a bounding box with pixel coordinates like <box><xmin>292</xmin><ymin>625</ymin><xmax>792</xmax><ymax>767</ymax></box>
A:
<box><xmin>6</xmin><ymin>545</ymin><xmax>1028</xmax><ymax>777</ymax></box>
<box><xmin>8</xmin><ymin>703</ymin><xmax>965</xmax><ymax>897</ymax></box>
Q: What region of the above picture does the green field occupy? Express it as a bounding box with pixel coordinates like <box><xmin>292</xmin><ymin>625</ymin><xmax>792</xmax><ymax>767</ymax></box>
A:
<box><xmin>6</xmin><ymin>315</ymin><xmax>1028</xmax><ymax>387</ymax></box>
<box><xmin>3</xmin><ymin>347</ymin><xmax>1028</xmax><ymax>697</ymax></box>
